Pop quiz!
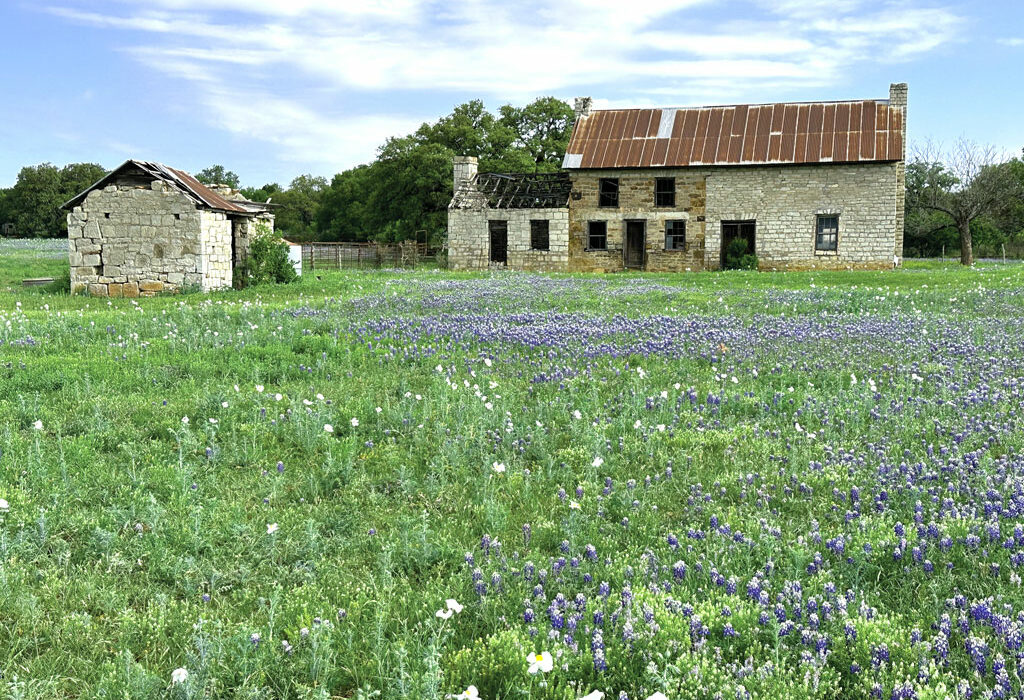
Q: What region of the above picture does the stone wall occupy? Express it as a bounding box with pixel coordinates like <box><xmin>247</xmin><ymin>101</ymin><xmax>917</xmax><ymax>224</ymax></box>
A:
<box><xmin>67</xmin><ymin>181</ymin><xmax>203</xmax><ymax>297</ymax></box>
<box><xmin>199</xmin><ymin>210</ymin><xmax>234</xmax><ymax>291</ymax></box>
<box><xmin>568</xmin><ymin>162</ymin><xmax>900</xmax><ymax>272</ymax></box>
<box><xmin>568</xmin><ymin>170</ymin><xmax>707</xmax><ymax>272</ymax></box>
<box><xmin>704</xmin><ymin>162</ymin><xmax>900</xmax><ymax>270</ymax></box>
<box><xmin>447</xmin><ymin>206</ymin><xmax>569</xmax><ymax>271</ymax></box>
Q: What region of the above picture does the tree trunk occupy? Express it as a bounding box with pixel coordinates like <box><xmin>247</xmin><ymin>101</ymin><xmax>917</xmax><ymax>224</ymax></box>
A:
<box><xmin>959</xmin><ymin>219</ymin><xmax>973</xmax><ymax>266</ymax></box>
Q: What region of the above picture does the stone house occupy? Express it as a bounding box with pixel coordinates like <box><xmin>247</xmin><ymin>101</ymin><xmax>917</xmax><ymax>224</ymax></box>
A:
<box><xmin>448</xmin><ymin>83</ymin><xmax>906</xmax><ymax>272</ymax></box>
<box><xmin>63</xmin><ymin>159</ymin><xmax>274</xmax><ymax>296</ymax></box>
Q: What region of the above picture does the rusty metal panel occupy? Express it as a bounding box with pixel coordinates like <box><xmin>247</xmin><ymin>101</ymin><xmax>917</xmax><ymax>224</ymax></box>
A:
<box><xmin>848</xmin><ymin>102</ymin><xmax>862</xmax><ymax>160</ymax></box>
<box><xmin>741</xmin><ymin>106</ymin><xmax>758</xmax><ymax>161</ymax></box>
<box><xmin>648</xmin><ymin>110</ymin><xmax>662</xmax><ymax>138</ymax></box>
<box><xmin>702</xmin><ymin>108</ymin><xmax>724</xmax><ymax>163</ymax></box>
<box><xmin>752</xmin><ymin>105</ymin><xmax>772</xmax><ymax>162</ymax></box>
<box><xmin>633</xmin><ymin>109</ymin><xmax>653</xmax><ymax>139</ymax></box>
<box><xmin>834</xmin><ymin>102</ymin><xmax>850</xmax><ymax>135</ymax></box>
<box><xmin>624</xmin><ymin>138</ymin><xmax>644</xmax><ymax>167</ymax></box>
<box><xmin>860</xmin><ymin>100</ymin><xmax>876</xmax><ymax>160</ymax></box>
<box><xmin>768</xmin><ymin>133</ymin><xmax>782</xmax><ymax>161</ymax></box>
<box><xmin>715</xmin><ymin>110</ymin><xmax>734</xmax><ymax>162</ymax></box>
<box><xmin>876</xmin><ymin>103</ymin><xmax>887</xmax><ymax>131</ymax></box>
<box><xmin>821</xmin><ymin>104</ymin><xmax>836</xmax><ymax>160</ymax></box>
<box><xmin>794</xmin><ymin>105</ymin><xmax>809</xmax><ymax>162</ymax></box>
<box><xmin>639</xmin><ymin>138</ymin><xmax>656</xmax><ymax>168</ymax></box>
<box><xmin>651</xmin><ymin>137</ymin><xmax>670</xmax><ymax>166</ymax></box>
<box><xmin>834</xmin><ymin>131</ymin><xmax>848</xmax><ymax>162</ymax></box>
<box><xmin>876</xmin><ymin>131</ymin><xmax>888</xmax><ymax>161</ymax></box>
<box><xmin>770</xmin><ymin>103</ymin><xmax>785</xmax><ymax>133</ymax></box>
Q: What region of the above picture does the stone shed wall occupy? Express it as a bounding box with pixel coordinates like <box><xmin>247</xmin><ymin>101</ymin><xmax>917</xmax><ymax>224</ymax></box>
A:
<box><xmin>67</xmin><ymin>181</ymin><xmax>203</xmax><ymax>297</ymax></box>
<box><xmin>703</xmin><ymin>161</ymin><xmax>900</xmax><ymax>270</ymax></box>
<box><xmin>448</xmin><ymin>206</ymin><xmax>569</xmax><ymax>271</ymax></box>
<box><xmin>199</xmin><ymin>210</ymin><xmax>234</xmax><ymax>291</ymax></box>
<box><xmin>569</xmin><ymin>170</ymin><xmax>707</xmax><ymax>273</ymax></box>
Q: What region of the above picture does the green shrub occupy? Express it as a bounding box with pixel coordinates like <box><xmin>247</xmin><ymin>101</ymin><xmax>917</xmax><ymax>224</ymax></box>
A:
<box><xmin>239</xmin><ymin>222</ymin><xmax>298</xmax><ymax>287</ymax></box>
<box><xmin>723</xmin><ymin>237</ymin><xmax>758</xmax><ymax>270</ymax></box>
<box><xmin>42</xmin><ymin>268</ymin><xmax>70</xmax><ymax>294</ymax></box>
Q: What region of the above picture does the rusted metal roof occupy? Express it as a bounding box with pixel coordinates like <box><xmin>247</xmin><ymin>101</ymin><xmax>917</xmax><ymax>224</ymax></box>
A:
<box><xmin>63</xmin><ymin>159</ymin><xmax>254</xmax><ymax>213</ymax></box>
<box><xmin>563</xmin><ymin>99</ymin><xmax>903</xmax><ymax>169</ymax></box>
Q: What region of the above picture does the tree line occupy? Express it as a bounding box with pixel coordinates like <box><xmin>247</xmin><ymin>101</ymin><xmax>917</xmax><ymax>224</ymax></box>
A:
<box><xmin>0</xmin><ymin>97</ymin><xmax>574</xmax><ymax>246</ymax></box>
<box><xmin>1</xmin><ymin>95</ymin><xmax>1021</xmax><ymax>265</ymax></box>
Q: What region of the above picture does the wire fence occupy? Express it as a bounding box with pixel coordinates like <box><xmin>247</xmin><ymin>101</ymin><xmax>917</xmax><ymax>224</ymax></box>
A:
<box><xmin>300</xmin><ymin>242</ymin><xmax>441</xmax><ymax>270</ymax></box>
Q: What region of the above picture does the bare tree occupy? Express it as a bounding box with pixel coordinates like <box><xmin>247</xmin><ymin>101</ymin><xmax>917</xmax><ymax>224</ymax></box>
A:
<box><xmin>909</xmin><ymin>138</ymin><xmax>1017</xmax><ymax>266</ymax></box>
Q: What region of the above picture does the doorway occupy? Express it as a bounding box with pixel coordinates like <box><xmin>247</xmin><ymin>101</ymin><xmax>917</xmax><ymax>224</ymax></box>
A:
<box><xmin>624</xmin><ymin>220</ymin><xmax>646</xmax><ymax>270</ymax></box>
<box><xmin>720</xmin><ymin>220</ymin><xmax>756</xmax><ymax>269</ymax></box>
<box><xmin>488</xmin><ymin>220</ymin><xmax>507</xmax><ymax>265</ymax></box>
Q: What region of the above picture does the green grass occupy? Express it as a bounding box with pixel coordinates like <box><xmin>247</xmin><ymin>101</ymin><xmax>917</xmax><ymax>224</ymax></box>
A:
<box><xmin>1</xmin><ymin>241</ymin><xmax>1024</xmax><ymax>698</ymax></box>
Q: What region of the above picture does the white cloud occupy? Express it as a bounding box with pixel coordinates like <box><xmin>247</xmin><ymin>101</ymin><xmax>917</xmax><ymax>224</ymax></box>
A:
<box><xmin>46</xmin><ymin>0</ymin><xmax>963</xmax><ymax>170</ymax></box>
<box><xmin>998</xmin><ymin>37</ymin><xmax>1024</xmax><ymax>47</ymax></box>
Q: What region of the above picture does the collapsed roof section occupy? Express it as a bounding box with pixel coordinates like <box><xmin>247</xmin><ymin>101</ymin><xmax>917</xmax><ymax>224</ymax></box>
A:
<box><xmin>452</xmin><ymin>171</ymin><xmax>572</xmax><ymax>209</ymax></box>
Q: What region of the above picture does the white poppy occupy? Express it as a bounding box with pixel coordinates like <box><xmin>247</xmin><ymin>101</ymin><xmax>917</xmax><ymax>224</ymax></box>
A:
<box><xmin>580</xmin><ymin>692</ymin><xmax>605</xmax><ymax>700</ymax></box>
<box><xmin>527</xmin><ymin>651</ymin><xmax>553</xmax><ymax>674</ymax></box>
<box><xmin>323</xmin><ymin>424</ymin><xmax>334</xmax><ymax>433</ymax></box>
<box><xmin>449</xmin><ymin>687</ymin><xmax>479</xmax><ymax>700</ymax></box>
<box><xmin>32</xmin><ymin>420</ymin><xmax>43</xmax><ymax>430</ymax></box>
<box><xmin>350</xmin><ymin>417</ymin><xmax>359</xmax><ymax>427</ymax></box>
<box><xmin>445</xmin><ymin>599</ymin><xmax>464</xmax><ymax>613</ymax></box>
<box><xmin>435</xmin><ymin>608</ymin><xmax>454</xmax><ymax>620</ymax></box>
<box><xmin>171</xmin><ymin>667</ymin><xmax>188</xmax><ymax>684</ymax></box>
<box><xmin>647</xmin><ymin>694</ymin><xmax>669</xmax><ymax>700</ymax></box>
<box><xmin>181</xmin><ymin>416</ymin><xmax>189</xmax><ymax>425</ymax></box>
<box><xmin>592</xmin><ymin>456</ymin><xmax>604</xmax><ymax>468</ymax></box>
<box><xmin>267</xmin><ymin>523</ymin><xmax>279</xmax><ymax>535</ymax></box>
<box><xmin>256</xmin><ymin>385</ymin><xmax>264</xmax><ymax>393</ymax></box>
<box><xmin>492</xmin><ymin>462</ymin><xmax>506</xmax><ymax>474</ymax></box>
<box><xmin>0</xmin><ymin>498</ymin><xmax>9</xmax><ymax>511</ymax></box>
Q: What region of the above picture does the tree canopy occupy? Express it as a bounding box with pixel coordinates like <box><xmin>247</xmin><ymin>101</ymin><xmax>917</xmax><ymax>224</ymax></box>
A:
<box><xmin>906</xmin><ymin>140</ymin><xmax>1023</xmax><ymax>264</ymax></box>
<box><xmin>195</xmin><ymin>165</ymin><xmax>240</xmax><ymax>189</ymax></box>
<box><xmin>0</xmin><ymin>162</ymin><xmax>106</xmax><ymax>238</ymax></box>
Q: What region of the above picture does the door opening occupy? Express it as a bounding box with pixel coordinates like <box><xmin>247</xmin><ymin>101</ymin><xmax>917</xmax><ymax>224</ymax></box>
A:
<box><xmin>489</xmin><ymin>220</ymin><xmax>508</xmax><ymax>265</ymax></box>
<box><xmin>624</xmin><ymin>220</ymin><xmax>646</xmax><ymax>270</ymax></box>
<box><xmin>720</xmin><ymin>220</ymin><xmax>756</xmax><ymax>269</ymax></box>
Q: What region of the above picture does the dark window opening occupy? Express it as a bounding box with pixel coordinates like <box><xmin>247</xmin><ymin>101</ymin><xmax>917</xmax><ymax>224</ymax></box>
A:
<box><xmin>104</xmin><ymin>213</ymin><xmax>111</xmax><ymax>219</ymax></box>
<box><xmin>598</xmin><ymin>178</ymin><xmax>619</xmax><ymax>207</ymax></box>
<box><xmin>489</xmin><ymin>220</ymin><xmax>508</xmax><ymax>264</ymax></box>
<box><xmin>530</xmin><ymin>220</ymin><xmax>550</xmax><ymax>251</ymax></box>
<box><xmin>816</xmin><ymin>215</ymin><xmax>838</xmax><ymax>252</ymax></box>
<box><xmin>174</xmin><ymin>213</ymin><xmax>181</xmax><ymax>220</ymax></box>
<box><xmin>587</xmin><ymin>221</ymin><xmax>607</xmax><ymax>250</ymax></box>
<box><xmin>665</xmin><ymin>220</ymin><xmax>686</xmax><ymax>250</ymax></box>
<box><xmin>655</xmin><ymin>178</ymin><xmax>676</xmax><ymax>207</ymax></box>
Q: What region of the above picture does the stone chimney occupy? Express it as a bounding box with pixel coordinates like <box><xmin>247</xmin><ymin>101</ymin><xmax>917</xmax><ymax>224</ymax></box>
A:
<box><xmin>574</xmin><ymin>97</ymin><xmax>593</xmax><ymax>120</ymax></box>
<box><xmin>453</xmin><ymin>155</ymin><xmax>478</xmax><ymax>193</ymax></box>
<box><xmin>889</xmin><ymin>83</ymin><xmax>907</xmax><ymax>160</ymax></box>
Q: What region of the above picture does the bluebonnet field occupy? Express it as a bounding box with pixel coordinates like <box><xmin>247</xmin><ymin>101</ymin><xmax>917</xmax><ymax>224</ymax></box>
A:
<box><xmin>1</xmin><ymin>251</ymin><xmax>1023</xmax><ymax>699</ymax></box>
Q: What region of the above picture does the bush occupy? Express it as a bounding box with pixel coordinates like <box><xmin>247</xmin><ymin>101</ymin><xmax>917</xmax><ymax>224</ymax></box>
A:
<box><xmin>42</xmin><ymin>269</ymin><xmax>70</xmax><ymax>294</ymax></box>
<box><xmin>239</xmin><ymin>223</ymin><xmax>297</xmax><ymax>287</ymax></box>
<box><xmin>723</xmin><ymin>237</ymin><xmax>758</xmax><ymax>270</ymax></box>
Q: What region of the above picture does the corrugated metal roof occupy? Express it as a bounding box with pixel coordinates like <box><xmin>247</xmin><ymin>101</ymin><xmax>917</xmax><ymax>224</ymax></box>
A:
<box><xmin>63</xmin><ymin>159</ymin><xmax>255</xmax><ymax>213</ymax></box>
<box><xmin>563</xmin><ymin>99</ymin><xmax>903</xmax><ymax>169</ymax></box>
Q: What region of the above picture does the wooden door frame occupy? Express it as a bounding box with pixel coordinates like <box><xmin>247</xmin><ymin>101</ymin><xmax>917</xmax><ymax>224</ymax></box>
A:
<box><xmin>623</xmin><ymin>219</ymin><xmax>646</xmax><ymax>270</ymax></box>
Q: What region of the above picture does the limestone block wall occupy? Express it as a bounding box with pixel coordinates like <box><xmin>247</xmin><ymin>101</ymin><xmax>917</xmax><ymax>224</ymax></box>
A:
<box><xmin>67</xmin><ymin>181</ymin><xmax>203</xmax><ymax>297</ymax></box>
<box><xmin>448</xmin><ymin>207</ymin><xmax>569</xmax><ymax>271</ymax></box>
<box><xmin>703</xmin><ymin>162</ymin><xmax>900</xmax><ymax>270</ymax></box>
<box><xmin>568</xmin><ymin>170</ymin><xmax>707</xmax><ymax>272</ymax></box>
<box><xmin>200</xmin><ymin>210</ymin><xmax>233</xmax><ymax>291</ymax></box>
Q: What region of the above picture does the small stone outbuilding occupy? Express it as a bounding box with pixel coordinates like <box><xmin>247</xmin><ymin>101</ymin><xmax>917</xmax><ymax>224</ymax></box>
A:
<box><xmin>449</xmin><ymin>83</ymin><xmax>907</xmax><ymax>272</ymax></box>
<box><xmin>63</xmin><ymin>160</ymin><xmax>274</xmax><ymax>296</ymax></box>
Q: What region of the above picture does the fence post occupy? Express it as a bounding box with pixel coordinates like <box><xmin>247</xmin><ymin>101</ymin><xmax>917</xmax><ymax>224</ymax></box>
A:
<box><xmin>1003</xmin><ymin>243</ymin><xmax>1006</xmax><ymax>264</ymax></box>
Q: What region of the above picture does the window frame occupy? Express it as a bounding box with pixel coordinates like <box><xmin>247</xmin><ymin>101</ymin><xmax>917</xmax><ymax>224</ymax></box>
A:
<box><xmin>530</xmin><ymin>219</ymin><xmax>550</xmax><ymax>251</ymax></box>
<box><xmin>655</xmin><ymin>178</ymin><xmax>676</xmax><ymax>207</ymax></box>
<box><xmin>815</xmin><ymin>214</ymin><xmax>839</xmax><ymax>253</ymax></box>
<box><xmin>598</xmin><ymin>178</ymin><xmax>619</xmax><ymax>208</ymax></box>
<box><xmin>664</xmin><ymin>220</ymin><xmax>686</xmax><ymax>251</ymax></box>
<box><xmin>587</xmin><ymin>220</ymin><xmax>608</xmax><ymax>251</ymax></box>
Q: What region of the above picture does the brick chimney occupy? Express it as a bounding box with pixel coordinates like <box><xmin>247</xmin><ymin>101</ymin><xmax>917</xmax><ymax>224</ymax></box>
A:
<box><xmin>453</xmin><ymin>155</ymin><xmax>478</xmax><ymax>193</ymax></box>
<box><xmin>574</xmin><ymin>97</ymin><xmax>593</xmax><ymax>120</ymax></box>
<box><xmin>889</xmin><ymin>83</ymin><xmax>907</xmax><ymax>160</ymax></box>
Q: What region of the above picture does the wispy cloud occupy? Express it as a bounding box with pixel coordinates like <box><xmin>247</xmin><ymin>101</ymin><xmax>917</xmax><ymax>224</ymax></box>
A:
<box><xmin>998</xmin><ymin>37</ymin><xmax>1024</xmax><ymax>47</ymax></box>
<box><xmin>45</xmin><ymin>0</ymin><xmax>963</xmax><ymax>170</ymax></box>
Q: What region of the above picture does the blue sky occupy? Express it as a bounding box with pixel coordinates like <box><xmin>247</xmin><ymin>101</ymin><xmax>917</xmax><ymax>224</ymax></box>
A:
<box><xmin>1</xmin><ymin>0</ymin><xmax>1022</xmax><ymax>188</ymax></box>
